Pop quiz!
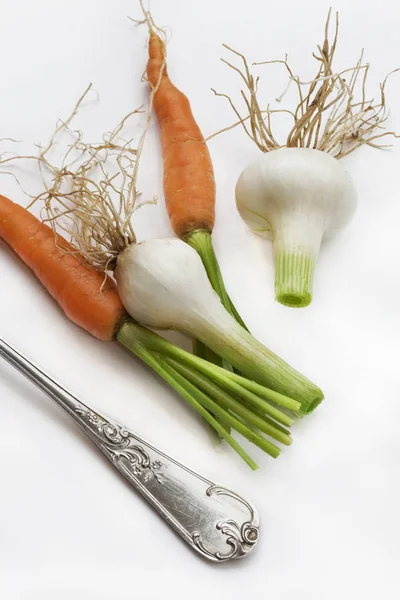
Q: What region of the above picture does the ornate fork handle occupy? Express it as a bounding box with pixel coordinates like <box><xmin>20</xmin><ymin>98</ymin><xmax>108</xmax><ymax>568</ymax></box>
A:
<box><xmin>0</xmin><ymin>337</ymin><xmax>259</xmax><ymax>562</ymax></box>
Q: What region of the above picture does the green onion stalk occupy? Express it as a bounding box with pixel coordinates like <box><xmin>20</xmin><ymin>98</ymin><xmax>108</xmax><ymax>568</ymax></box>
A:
<box><xmin>117</xmin><ymin>319</ymin><xmax>301</xmax><ymax>469</ymax></box>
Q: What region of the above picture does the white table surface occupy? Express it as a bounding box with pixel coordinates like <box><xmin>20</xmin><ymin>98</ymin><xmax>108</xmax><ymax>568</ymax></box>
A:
<box><xmin>1</xmin><ymin>1</ymin><xmax>399</xmax><ymax>598</ymax></box>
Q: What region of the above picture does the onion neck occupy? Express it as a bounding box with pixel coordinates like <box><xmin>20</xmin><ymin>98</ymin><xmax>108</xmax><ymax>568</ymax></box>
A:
<box><xmin>272</xmin><ymin>212</ymin><xmax>324</xmax><ymax>308</ymax></box>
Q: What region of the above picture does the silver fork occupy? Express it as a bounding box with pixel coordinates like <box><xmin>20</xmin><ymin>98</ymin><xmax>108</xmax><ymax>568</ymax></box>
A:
<box><xmin>0</xmin><ymin>337</ymin><xmax>259</xmax><ymax>562</ymax></box>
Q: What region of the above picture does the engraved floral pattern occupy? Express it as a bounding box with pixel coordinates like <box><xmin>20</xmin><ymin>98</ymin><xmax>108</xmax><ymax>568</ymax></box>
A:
<box><xmin>75</xmin><ymin>407</ymin><xmax>165</xmax><ymax>484</ymax></box>
<box><xmin>192</xmin><ymin>486</ymin><xmax>259</xmax><ymax>561</ymax></box>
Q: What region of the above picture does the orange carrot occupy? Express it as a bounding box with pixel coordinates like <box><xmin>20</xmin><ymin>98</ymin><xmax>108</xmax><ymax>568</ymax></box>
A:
<box><xmin>0</xmin><ymin>195</ymin><xmax>126</xmax><ymax>341</ymax></box>
<box><xmin>146</xmin><ymin>32</ymin><xmax>215</xmax><ymax>240</ymax></box>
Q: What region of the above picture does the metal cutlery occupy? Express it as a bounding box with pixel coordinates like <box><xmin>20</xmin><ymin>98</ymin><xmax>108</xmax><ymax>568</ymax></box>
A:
<box><xmin>0</xmin><ymin>337</ymin><xmax>259</xmax><ymax>562</ymax></box>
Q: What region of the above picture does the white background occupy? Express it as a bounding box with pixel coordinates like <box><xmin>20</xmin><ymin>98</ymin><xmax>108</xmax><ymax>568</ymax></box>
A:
<box><xmin>1</xmin><ymin>0</ymin><xmax>400</xmax><ymax>598</ymax></box>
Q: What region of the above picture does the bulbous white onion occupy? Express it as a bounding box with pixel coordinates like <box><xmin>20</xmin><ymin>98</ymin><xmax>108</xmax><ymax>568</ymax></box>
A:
<box><xmin>235</xmin><ymin>148</ymin><xmax>358</xmax><ymax>307</ymax></box>
<box><xmin>236</xmin><ymin>147</ymin><xmax>357</xmax><ymax>241</ymax></box>
<box><xmin>115</xmin><ymin>238</ymin><xmax>225</xmax><ymax>331</ymax></box>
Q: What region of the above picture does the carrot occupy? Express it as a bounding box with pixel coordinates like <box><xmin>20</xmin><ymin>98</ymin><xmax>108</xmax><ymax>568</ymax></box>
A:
<box><xmin>146</xmin><ymin>32</ymin><xmax>215</xmax><ymax>240</ymax></box>
<box><xmin>145</xmin><ymin>24</ymin><xmax>249</xmax><ymax>376</ymax></box>
<box><xmin>0</xmin><ymin>195</ymin><xmax>126</xmax><ymax>341</ymax></box>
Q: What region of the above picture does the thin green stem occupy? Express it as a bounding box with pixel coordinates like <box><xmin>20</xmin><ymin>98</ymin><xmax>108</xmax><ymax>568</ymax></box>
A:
<box><xmin>162</xmin><ymin>361</ymin><xmax>281</xmax><ymax>459</ymax></box>
<box><xmin>193</xmin><ymin>366</ymin><xmax>293</xmax><ymax>426</ymax></box>
<box><xmin>215</xmin><ymin>367</ymin><xmax>301</xmax><ymax>412</ymax></box>
<box><xmin>194</xmin><ymin>337</ymin><xmax>235</xmax><ymax>375</ymax></box>
<box><xmin>193</xmin><ymin>339</ymin><xmax>231</xmax><ymax>438</ymax></box>
<box><xmin>167</xmin><ymin>358</ymin><xmax>291</xmax><ymax>446</ymax></box>
<box><xmin>249</xmin><ymin>410</ymin><xmax>291</xmax><ymax>436</ymax></box>
<box><xmin>163</xmin><ymin>352</ymin><xmax>291</xmax><ymax>434</ymax></box>
<box><xmin>186</xmin><ymin>229</ymin><xmax>249</xmax><ymax>331</ymax></box>
<box><xmin>123</xmin><ymin>340</ymin><xmax>258</xmax><ymax>469</ymax></box>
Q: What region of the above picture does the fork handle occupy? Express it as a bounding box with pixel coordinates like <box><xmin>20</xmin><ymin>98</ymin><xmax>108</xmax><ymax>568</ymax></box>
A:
<box><xmin>0</xmin><ymin>337</ymin><xmax>259</xmax><ymax>562</ymax></box>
